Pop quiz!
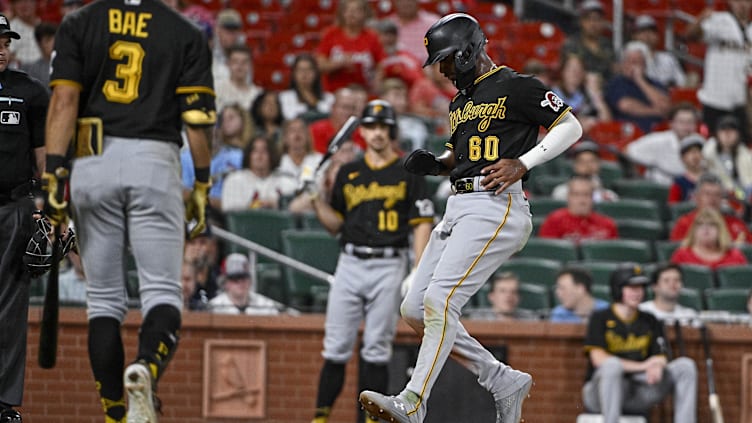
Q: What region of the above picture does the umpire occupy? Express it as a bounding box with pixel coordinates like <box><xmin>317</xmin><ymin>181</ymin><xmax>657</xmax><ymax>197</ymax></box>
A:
<box><xmin>0</xmin><ymin>14</ymin><xmax>48</xmax><ymax>423</ymax></box>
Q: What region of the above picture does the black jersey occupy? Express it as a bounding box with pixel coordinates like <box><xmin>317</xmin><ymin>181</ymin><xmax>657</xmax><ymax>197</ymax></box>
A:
<box><xmin>583</xmin><ymin>305</ymin><xmax>666</xmax><ymax>381</ymax></box>
<box><xmin>49</xmin><ymin>0</ymin><xmax>214</xmax><ymax>143</ymax></box>
<box><xmin>330</xmin><ymin>156</ymin><xmax>434</xmax><ymax>248</ymax></box>
<box><xmin>447</xmin><ymin>66</ymin><xmax>571</xmax><ymax>182</ymax></box>
<box><xmin>0</xmin><ymin>69</ymin><xmax>48</xmax><ymax>192</ymax></box>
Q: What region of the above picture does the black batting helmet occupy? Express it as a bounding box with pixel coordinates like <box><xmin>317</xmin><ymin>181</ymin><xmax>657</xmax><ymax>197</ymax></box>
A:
<box><xmin>609</xmin><ymin>262</ymin><xmax>651</xmax><ymax>302</ymax></box>
<box><xmin>361</xmin><ymin>99</ymin><xmax>397</xmax><ymax>139</ymax></box>
<box><xmin>423</xmin><ymin>13</ymin><xmax>487</xmax><ymax>90</ymax></box>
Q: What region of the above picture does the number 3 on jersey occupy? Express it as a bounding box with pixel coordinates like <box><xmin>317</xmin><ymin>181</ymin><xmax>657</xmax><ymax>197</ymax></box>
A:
<box><xmin>468</xmin><ymin>135</ymin><xmax>499</xmax><ymax>161</ymax></box>
<box><xmin>103</xmin><ymin>40</ymin><xmax>144</xmax><ymax>103</ymax></box>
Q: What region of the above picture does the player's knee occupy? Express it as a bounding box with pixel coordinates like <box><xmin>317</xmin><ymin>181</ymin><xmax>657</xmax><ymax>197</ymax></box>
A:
<box><xmin>670</xmin><ymin>357</ymin><xmax>698</xmax><ymax>381</ymax></box>
<box><xmin>598</xmin><ymin>356</ymin><xmax>624</xmax><ymax>378</ymax></box>
<box><xmin>400</xmin><ymin>297</ymin><xmax>421</xmax><ymax>322</ymax></box>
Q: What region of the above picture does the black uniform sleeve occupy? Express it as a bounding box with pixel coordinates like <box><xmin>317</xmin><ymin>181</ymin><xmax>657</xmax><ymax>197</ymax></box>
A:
<box><xmin>505</xmin><ymin>76</ymin><xmax>571</xmax><ymax>130</ymax></box>
<box><xmin>646</xmin><ymin>312</ymin><xmax>665</xmax><ymax>357</ymax></box>
<box><xmin>177</xmin><ymin>28</ymin><xmax>216</xmax><ymax>127</ymax></box>
<box><xmin>49</xmin><ymin>13</ymin><xmax>84</xmax><ymax>88</ymax></box>
<box><xmin>27</xmin><ymin>79</ymin><xmax>49</xmax><ymax>149</ymax></box>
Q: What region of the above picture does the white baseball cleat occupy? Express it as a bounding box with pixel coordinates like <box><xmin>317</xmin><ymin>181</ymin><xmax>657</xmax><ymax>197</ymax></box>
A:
<box><xmin>494</xmin><ymin>372</ymin><xmax>532</xmax><ymax>423</ymax></box>
<box><xmin>359</xmin><ymin>390</ymin><xmax>424</xmax><ymax>423</ymax></box>
<box><xmin>124</xmin><ymin>362</ymin><xmax>158</xmax><ymax>423</ymax></box>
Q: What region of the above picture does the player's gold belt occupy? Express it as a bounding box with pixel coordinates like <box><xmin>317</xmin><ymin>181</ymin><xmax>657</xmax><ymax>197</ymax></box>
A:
<box><xmin>73</xmin><ymin>117</ymin><xmax>103</xmax><ymax>158</ymax></box>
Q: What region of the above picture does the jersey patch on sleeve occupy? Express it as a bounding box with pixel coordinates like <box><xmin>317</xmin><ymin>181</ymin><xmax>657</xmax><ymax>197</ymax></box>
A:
<box><xmin>540</xmin><ymin>91</ymin><xmax>564</xmax><ymax>112</ymax></box>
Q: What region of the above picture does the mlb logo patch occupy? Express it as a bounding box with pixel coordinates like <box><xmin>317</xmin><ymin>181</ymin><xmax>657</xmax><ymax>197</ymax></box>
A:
<box><xmin>1</xmin><ymin>111</ymin><xmax>20</xmax><ymax>125</ymax></box>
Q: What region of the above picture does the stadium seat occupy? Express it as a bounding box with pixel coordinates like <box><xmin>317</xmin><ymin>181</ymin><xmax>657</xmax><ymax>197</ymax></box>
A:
<box><xmin>580</xmin><ymin>239</ymin><xmax>654</xmax><ymax>263</ymax></box>
<box><xmin>586</xmin><ymin>121</ymin><xmax>644</xmax><ymax>160</ymax></box>
<box><xmin>497</xmin><ymin>257</ymin><xmax>562</xmax><ymax>289</ymax></box>
<box><xmin>654</xmin><ymin>240</ymin><xmax>681</xmax><ymax>262</ymax></box>
<box><xmin>739</xmin><ymin>243</ymin><xmax>752</xmax><ymax>262</ymax></box>
<box><xmin>669</xmin><ymin>201</ymin><xmax>695</xmax><ymax>221</ymax></box>
<box><xmin>715</xmin><ymin>265</ymin><xmax>752</xmax><ymax>289</ymax></box>
<box><xmin>298</xmin><ymin>212</ymin><xmax>325</xmax><ymax>231</ymax></box>
<box><xmin>591</xmin><ymin>284</ymin><xmax>613</xmax><ymax>303</ymax></box>
<box><xmin>574</xmin><ymin>260</ymin><xmax>622</xmax><ymax>286</ymax></box>
<box><xmin>615</xmin><ymin>218</ymin><xmax>666</xmax><ymax>241</ymax></box>
<box><xmin>529</xmin><ymin>197</ymin><xmax>566</xmax><ymax>217</ymax></box>
<box><xmin>595</xmin><ymin>199</ymin><xmax>662</xmax><ymax>221</ymax></box>
<box><xmin>527</xmin><ymin>174</ymin><xmax>570</xmax><ymax>196</ymax></box>
<box><xmin>612</xmin><ymin>179</ymin><xmax>670</xmax><ymax>204</ymax></box>
<box><xmin>281</xmin><ymin>230</ymin><xmax>339</xmax><ymax>311</ymax></box>
<box><xmin>599</xmin><ymin>161</ymin><xmax>624</xmax><ymax>188</ymax></box>
<box><xmin>705</xmin><ymin>288</ymin><xmax>749</xmax><ymax>313</ymax></box>
<box><xmin>678</xmin><ymin>287</ymin><xmax>704</xmax><ymax>311</ymax></box>
<box><xmin>515</xmin><ymin>237</ymin><xmax>580</xmax><ymax>263</ymax></box>
<box><xmin>225</xmin><ymin>209</ymin><xmax>298</xmax><ymax>260</ymax></box>
<box><xmin>518</xmin><ymin>282</ymin><xmax>552</xmax><ymax>314</ymax></box>
<box><xmin>679</xmin><ymin>264</ymin><xmax>716</xmax><ymax>291</ymax></box>
<box><xmin>669</xmin><ymin>87</ymin><xmax>701</xmax><ymax>108</ymax></box>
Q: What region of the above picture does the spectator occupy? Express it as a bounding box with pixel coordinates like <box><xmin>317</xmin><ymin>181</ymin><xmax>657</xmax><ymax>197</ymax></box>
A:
<box><xmin>550</xmin><ymin>266</ymin><xmax>609</xmax><ymax>323</ymax></box>
<box><xmin>408</xmin><ymin>62</ymin><xmax>455</xmax><ymax>134</ymax></box>
<box><xmin>670</xmin><ymin>208</ymin><xmax>748</xmax><ymax>270</ymax></box>
<box><xmin>58</xmin><ymin>250</ymin><xmax>87</xmax><ymax>305</ymax></box>
<box><xmin>631</xmin><ymin>15</ymin><xmax>687</xmax><ymax>88</ymax></box>
<box><xmin>670</xmin><ymin>173</ymin><xmax>751</xmax><ymax>243</ymax></box>
<box><xmin>221</xmin><ymin>134</ymin><xmax>297</xmax><ymax>211</ymax></box>
<box><xmin>183</xmin><ymin>223</ymin><xmax>219</xmax><ymax>308</ymax></box>
<box><xmin>539</xmin><ymin>176</ymin><xmax>619</xmax><ymax>243</ymax></box>
<box><xmin>668</xmin><ymin>134</ymin><xmax>706</xmax><ymax>203</ymax></box>
<box><xmin>309</xmin><ymin>86</ymin><xmax>367</xmax><ymax>153</ymax></box>
<box><xmin>583</xmin><ymin>263</ymin><xmax>697</xmax><ymax>423</ymax></box>
<box><xmin>685</xmin><ymin>0</ymin><xmax>752</xmax><ymax>141</ymax></box>
<box><xmin>605</xmin><ymin>41</ymin><xmax>671</xmax><ymax>134</ymax></box>
<box><xmin>379</xmin><ymin>77</ymin><xmax>429</xmax><ymax>151</ymax></box>
<box><xmin>639</xmin><ymin>263</ymin><xmax>699</xmax><ymax>322</ymax></box>
<box><xmin>214</xmin><ymin>44</ymin><xmax>262</xmax><ymax>112</ymax></box>
<box><xmin>278</xmin><ymin>53</ymin><xmax>334</xmax><ymax>121</ymax></box>
<box><xmin>466</xmin><ymin>272</ymin><xmax>539</xmax><ymax>321</ymax></box>
<box><xmin>560</xmin><ymin>0</ymin><xmax>616</xmax><ymax>81</ymax></box>
<box><xmin>7</xmin><ymin>0</ymin><xmax>39</xmax><ymax>66</ymax></box>
<box><xmin>287</xmin><ymin>152</ymin><xmax>349</xmax><ymax>215</ymax></box>
<box><xmin>315</xmin><ymin>0</ymin><xmax>385</xmax><ymax>94</ymax></box>
<box><xmin>20</xmin><ymin>21</ymin><xmax>54</xmax><ymax>87</ymax></box>
<box><xmin>386</xmin><ymin>0</ymin><xmax>439</xmax><ymax>65</ymax></box>
<box><xmin>372</xmin><ymin>17</ymin><xmax>424</xmax><ymax>90</ymax></box>
<box><xmin>552</xmin><ymin>54</ymin><xmax>612</xmax><ymax>134</ymax></box>
<box><xmin>625</xmin><ymin>102</ymin><xmax>700</xmax><ymax>185</ymax></box>
<box><xmin>181</xmin><ymin>261</ymin><xmax>207</xmax><ymax>311</ymax></box>
<box><xmin>702</xmin><ymin>115</ymin><xmax>752</xmax><ymax>200</ymax></box>
<box><xmin>250</xmin><ymin>90</ymin><xmax>284</xmax><ymax>144</ymax></box>
<box><xmin>211</xmin><ymin>8</ymin><xmax>245</xmax><ymax>85</ymax></box>
<box><xmin>182</xmin><ymin>103</ymin><xmax>253</xmax><ymax>211</ymax></box>
<box><xmin>277</xmin><ymin>117</ymin><xmax>322</xmax><ymax>180</ymax></box>
<box><xmin>208</xmin><ymin>253</ymin><xmax>281</xmax><ymax>315</ymax></box>
<box><xmin>60</xmin><ymin>0</ymin><xmax>83</xmax><ymax>17</ymax></box>
<box><xmin>551</xmin><ymin>140</ymin><xmax>618</xmax><ymax>203</ymax></box>
<box><xmin>523</xmin><ymin>59</ymin><xmax>555</xmax><ymax>87</ymax></box>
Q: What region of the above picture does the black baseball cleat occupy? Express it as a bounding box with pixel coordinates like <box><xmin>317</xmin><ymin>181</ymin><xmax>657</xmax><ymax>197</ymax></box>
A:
<box><xmin>0</xmin><ymin>408</ymin><xmax>22</xmax><ymax>423</ymax></box>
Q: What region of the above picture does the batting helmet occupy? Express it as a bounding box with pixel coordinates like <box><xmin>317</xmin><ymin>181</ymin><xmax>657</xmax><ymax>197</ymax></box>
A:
<box><xmin>23</xmin><ymin>217</ymin><xmax>76</xmax><ymax>278</ymax></box>
<box><xmin>423</xmin><ymin>13</ymin><xmax>487</xmax><ymax>91</ymax></box>
<box><xmin>361</xmin><ymin>99</ymin><xmax>397</xmax><ymax>139</ymax></box>
<box><xmin>609</xmin><ymin>262</ymin><xmax>650</xmax><ymax>302</ymax></box>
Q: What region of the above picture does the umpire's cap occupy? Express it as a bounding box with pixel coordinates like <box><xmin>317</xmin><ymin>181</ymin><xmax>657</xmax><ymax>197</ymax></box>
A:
<box><xmin>0</xmin><ymin>15</ymin><xmax>20</xmax><ymax>39</ymax></box>
<box><xmin>609</xmin><ymin>262</ymin><xmax>650</xmax><ymax>302</ymax></box>
<box><xmin>361</xmin><ymin>99</ymin><xmax>396</xmax><ymax>126</ymax></box>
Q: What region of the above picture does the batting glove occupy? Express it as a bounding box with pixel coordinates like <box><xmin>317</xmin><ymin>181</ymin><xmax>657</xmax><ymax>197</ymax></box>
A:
<box><xmin>404</xmin><ymin>149</ymin><xmax>445</xmax><ymax>176</ymax></box>
<box><xmin>41</xmin><ymin>154</ymin><xmax>70</xmax><ymax>227</ymax></box>
<box><xmin>185</xmin><ymin>180</ymin><xmax>211</xmax><ymax>239</ymax></box>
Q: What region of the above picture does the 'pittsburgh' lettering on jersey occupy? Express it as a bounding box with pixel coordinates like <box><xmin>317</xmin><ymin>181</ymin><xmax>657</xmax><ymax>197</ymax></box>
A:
<box><xmin>343</xmin><ymin>181</ymin><xmax>406</xmax><ymax>211</ymax></box>
<box><xmin>448</xmin><ymin>97</ymin><xmax>506</xmax><ymax>134</ymax></box>
<box><xmin>604</xmin><ymin>330</ymin><xmax>651</xmax><ymax>357</ymax></box>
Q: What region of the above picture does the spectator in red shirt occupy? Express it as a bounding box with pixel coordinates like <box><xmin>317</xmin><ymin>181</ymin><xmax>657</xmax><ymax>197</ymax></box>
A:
<box><xmin>670</xmin><ymin>173</ymin><xmax>751</xmax><ymax>243</ymax></box>
<box><xmin>372</xmin><ymin>18</ymin><xmax>424</xmax><ymax>90</ymax></box>
<box><xmin>670</xmin><ymin>208</ymin><xmax>748</xmax><ymax>269</ymax></box>
<box><xmin>309</xmin><ymin>86</ymin><xmax>367</xmax><ymax>153</ymax></box>
<box><xmin>315</xmin><ymin>0</ymin><xmax>386</xmax><ymax>94</ymax></box>
<box><xmin>539</xmin><ymin>176</ymin><xmax>619</xmax><ymax>243</ymax></box>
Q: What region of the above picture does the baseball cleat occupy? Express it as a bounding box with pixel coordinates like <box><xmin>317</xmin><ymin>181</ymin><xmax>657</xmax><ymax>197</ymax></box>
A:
<box><xmin>0</xmin><ymin>408</ymin><xmax>22</xmax><ymax>423</ymax></box>
<box><xmin>359</xmin><ymin>391</ymin><xmax>423</xmax><ymax>423</ymax></box>
<box><xmin>124</xmin><ymin>362</ymin><xmax>158</xmax><ymax>423</ymax></box>
<box><xmin>494</xmin><ymin>373</ymin><xmax>533</xmax><ymax>423</ymax></box>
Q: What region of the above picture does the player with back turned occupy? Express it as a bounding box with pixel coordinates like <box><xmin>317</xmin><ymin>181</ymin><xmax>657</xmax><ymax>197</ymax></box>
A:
<box><xmin>359</xmin><ymin>13</ymin><xmax>583</xmax><ymax>423</ymax></box>
<box><xmin>309</xmin><ymin>99</ymin><xmax>433</xmax><ymax>423</ymax></box>
<box><xmin>43</xmin><ymin>1</ymin><xmax>215</xmax><ymax>422</ymax></box>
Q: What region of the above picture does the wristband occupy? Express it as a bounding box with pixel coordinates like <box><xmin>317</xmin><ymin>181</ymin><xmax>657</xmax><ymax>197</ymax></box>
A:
<box><xmin>46</xmin><ymin>154</ymin><xmax>67</xmax><ymax>173</ymax></box>
<box><xmin>194</xmin><ymin>167</ymin><xmax>210</xmax><ymax>183</ymax></box>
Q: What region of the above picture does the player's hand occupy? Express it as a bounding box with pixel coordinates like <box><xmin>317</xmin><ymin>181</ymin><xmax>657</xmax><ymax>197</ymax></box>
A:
<box><xmin>185</xmin><ymin>180</ymin><xmax>211</xmax><ymax>239</ymax></box>
<box><xmin>480</xmin><ymin>159</ymin><xmax>528</xmax><ymax>195</ymax></box>
<box><xmin>645</xmin><ymin>357</ymin><xmax>664</xmax><ymax>384</ymax></box>
<box><xmin>41</xmin><ymin>156</ymin><xmax>70</xmax><ymax>227</ymax></box>
<box><xmin>404</xmin><ymin>149</ymin><xmax>444</xmax><ymax>176</ymax></box>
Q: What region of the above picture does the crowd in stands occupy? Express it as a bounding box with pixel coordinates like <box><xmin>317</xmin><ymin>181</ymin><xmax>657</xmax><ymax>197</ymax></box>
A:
<box><xmin>10</xmin><ymin>0</ymin><xmax>752</xmax><ymax>318</ymax></box>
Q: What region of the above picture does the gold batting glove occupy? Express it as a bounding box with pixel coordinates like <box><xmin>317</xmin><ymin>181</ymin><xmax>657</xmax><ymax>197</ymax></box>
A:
<box><xmin>41</xmin><ymin>166</ymin><xmax>70</xmax><ymax>227</ymax></box>
<box><xmin>185</xmin><ymin>180</ymin><xmax>211</xmax><ymax>239</ymax></box>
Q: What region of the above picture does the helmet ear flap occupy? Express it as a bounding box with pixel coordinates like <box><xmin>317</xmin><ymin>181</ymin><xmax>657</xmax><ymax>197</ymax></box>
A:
<box><xmin>454</xmin><ymin>45</ymin><xmax>474</xmax><ymax>73</ymax></box>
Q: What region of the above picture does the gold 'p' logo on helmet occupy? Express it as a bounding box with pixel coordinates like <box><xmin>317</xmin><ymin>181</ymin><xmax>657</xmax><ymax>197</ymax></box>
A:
<box><xmin>424</xmin><ymin>37</ymin><xmax>428</xmax><ymax>46</ymax></box>
<box><xmin>373</xmin><ymin>104</ymin><xmax>383</xmax><ymax>114</ymax></box>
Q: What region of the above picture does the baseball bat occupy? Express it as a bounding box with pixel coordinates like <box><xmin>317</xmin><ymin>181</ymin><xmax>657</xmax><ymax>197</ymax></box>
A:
<box><xmin>674</xmin><ymin>319</ymin><xmax>686</xmax><ymax>357</ymax></box>
<box><xmin>315</xmin><ymin>115</ymin><xmax>360</xmax><ymax>172</ymax></box>
<box><xmin>38</xmin><ymin>225</ymin><xmax>61</xmax><ymax>369</ymax></box>
<box><xmin>700</xmin><ymin>325</ymin><xmax>724</xmax><ymax>423</ymax></box>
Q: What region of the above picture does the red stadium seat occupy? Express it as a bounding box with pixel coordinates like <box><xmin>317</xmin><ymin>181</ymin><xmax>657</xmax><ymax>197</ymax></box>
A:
<box><xmin>669</xmin><ymin>87</ymin><xmax>701</xmax><ymax>108</ymax></box>
<box><xmin>624</xmin><ymin>0</ymin><xmax>671</xmax><ymax>15</ymax></box>
<box><xmin>586</xmin><ymin>121</ymin><xmax>645</xmax><ymax>161</ymax></box>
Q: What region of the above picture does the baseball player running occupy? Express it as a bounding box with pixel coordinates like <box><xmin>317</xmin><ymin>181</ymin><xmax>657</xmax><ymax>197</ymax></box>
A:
<box><xmin>310</xmin><ymin>100</ymin><xmax>433</xmax><ymax>423</ymax></box>
<box><xmin>43</xmin><ymin>1</ymin><xmax>215</xmax><ymax>422</ymax></box>
<box><xmin>359</xmin><ymin>13</ymin><xmax>583</xmax><ymax>423</ymax></box>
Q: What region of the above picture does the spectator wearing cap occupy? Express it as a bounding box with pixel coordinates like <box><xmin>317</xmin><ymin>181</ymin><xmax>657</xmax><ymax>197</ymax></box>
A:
<box><xmin>702</xmin><ymin>114</ymin><xmax>752</xmax><ymax>199</ymax></box>
<box><xmin>212</xmin><ymin>8</ymin><xmax>245</xmax><ymax>85</ymax></box>
<box><xmin>625</xmin><ymin>102</ymin><xmax>700</xmax><ymax>185</ymax></box>
<box><xmin>561</xmin><ymin>0</ymin><xmax>616</xmax><ymax>81</ymax></box>
<box><xmin>583</xmin><ymin>263</ymin><xmax>698</xmax><ymax>423</ymax></box>
<box><xmin>8</xmin><ymin>0</ymin><xmax>40</xmax><ymax>66</ymax></box>
<box><xmin>19</xmin><ymin>21</ymin><xmax>54</xmax><ymax>87</ymax></box>
<box><xmin>631</xmin><ymin>15</ymin><xmax>688</xmax><ymax>88</ymax></box>
<box><xmin>552</xmin><ymin>54</ymin><xmax>612</xmax><ymax>134</ymax></box>
<box><xmin>605</xmin><ymin>40</ymin><xmax>671</xmax><ymax>134</ymax></box>
<box><xmin>208</xmin><ymin>253</ymin><xmax>282</xmax><ymax>315</ymax></box>
<box><xmin>668</xmin><ymin>134</ymin><xmax>706</xmax><ymax>203</ymax></box>
<box><xmin>60</xmin><ymin>0</ymin><xmax>83</xmax><ymax>17</ymax></box>
<box><xmin>552</xmin><ymin>140</ymin><xmax>618</xmax><ymax>203</ymax></box>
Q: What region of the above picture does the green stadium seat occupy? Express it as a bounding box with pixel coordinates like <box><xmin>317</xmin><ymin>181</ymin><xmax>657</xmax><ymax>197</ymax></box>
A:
<box><xmin>529</xmin><ymin>197</ymin><xmax>566</xmax><ymax>218</ymax></box>
<box><xmin>225</xmin><ymin>209</ymin><xmax>298</xmax><ymax>260</ymax></box>
<box><xmin>575</xmin><ymin>260</ymin><xmax>622</xmax><ymax>286</ymax></box>
<box><xmin>612</xmin><ymin>179</ymin><xmax>670</xmax><ymax>220</ymax></box>
<box><xmin>595</xmin><ymin>199</ymin><xmax>663</xmax><ymax>221</ymax></box>
<box><xmin>497</xmin><ymin>257</ymin><xmax>562</xmax><ymax>288</ymax></box>
<box><xmin>739</xmin><ymin>243</ymin><xmax>752</xmax><ymax>262</ymax></box>
<box><xmin>715</xmin><ymin>265</ymin><xmax>752</xmax><ymax>289</ymax></box>
<box><xmin>515</xmin><ymin>237</ymin><xmax>580</xmax><ymax>263</ymax></box>
<box><xmin>678</xmin><ymin>287</ymin><xmax>704</xmax><ymax>311</ymax></box>
<box><xmin>518</xmin><ymin>282</ymin><xmax>552</xmax><ymax>313</ymax></box>
<box><xmin>280</xmin><ymin>230</ymin><xmax>339</xmax><ymax>311</ymax></box>
<box><xmin>591</xmin><ymin>283</ymin><xmax>612</xmax><ymax>302</ymax></box>
<box><xmin>527</xmin><ymin>174</ymin><xmax>569</xmax><ymax>196</ymax></box>
<box><xmin>599</xmin><ymin>161</ymin><xmax>623</xmax><ymax>188</ymax></box>
<box><xmin>298</xmin><ymin>212</ymin><xmax>325</xmax><ymax>231</ymax></box>
<box><xmin>669</xmin><ymin>201</ymin><xmax>695</xmax><ymax>221</ymax></box>
<box><xmin>579</xmin><ymin>239</ymin><xmax>654</xmax><ymax>263</ymax></box>
<box><xmin>679</xmin><ymin>264</ymin><xmax>716</xmax><ymax>291</ymax></box>
<box><xmin>615</xmin><ymin>218</ymin><xmax>666</xmax><ymax>241</ymax></box>
<box><xmin>655</xmin><ymin>240</ymin><xmax>681</xmax><ymax>262</ymax></box>
<box><xmin>705</xmin><ymin>288</ymin><xmax>749</xmax><ymax>313</ymax></box>
<box><xmin>425</xmin><ymin>134</ymin><xmax>449</xmax><ymax>154</ymax></box>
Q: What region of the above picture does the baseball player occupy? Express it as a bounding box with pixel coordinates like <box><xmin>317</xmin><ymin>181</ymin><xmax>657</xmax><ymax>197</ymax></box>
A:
<box><xmin>359</xmin><ymin>13</ymin><xmax>583</xmax><ymax>423</ymax></box>
<box><xmin>42</xmin><ymin>1</ymin><xmax>215</xmax><ymax>422</ymax></box>
<box><xmin>309</xmin><ymin>99</ymin><xmax>434</xmax><ymax>423</ymax></box>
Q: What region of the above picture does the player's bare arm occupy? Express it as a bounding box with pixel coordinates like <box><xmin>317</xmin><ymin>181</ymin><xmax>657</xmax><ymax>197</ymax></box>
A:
<box><xmin>411</xmin><ymin>222</ymin><xmax>432</xmax><ymax>264</ymax></box>
<box><xmin>45</xmin><ymin>84</ymin><xmax>80</xmax><ymax>156</ymax></box>
<box><xmin>311</xmin><ymin>197</ymin><xmax>344</xmax><ymax>235</ymax></box>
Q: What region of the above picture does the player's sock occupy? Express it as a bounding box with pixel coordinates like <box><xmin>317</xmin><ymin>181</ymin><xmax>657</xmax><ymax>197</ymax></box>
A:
<box><xmin>88</xmin><ymin>317</ymin><xmax>126</xmax><ymax>422</ymax></box>
<box><xmin>358</xmin><ymin>360</ymin><xmax>389</xmax><ymax>422</ymax></box>
<box><xmin>315</xmin><ymin>360</ymin><xmax>346</xmax><ymax>411</ymax></box>
<box><xmin>136</xmin><ymin>304</ymin><xmax>181</xmax><ymax>386</ymax></box>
